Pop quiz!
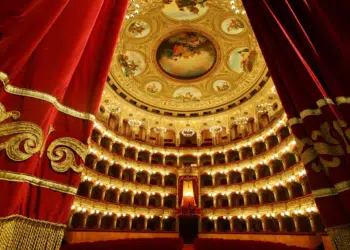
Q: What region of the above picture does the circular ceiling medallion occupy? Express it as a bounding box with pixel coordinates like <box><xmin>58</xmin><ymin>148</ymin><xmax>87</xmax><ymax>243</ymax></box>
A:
<box><xmin>156</xmin><ymin>31</ymin><xmax>217</xmax><ymax>80</ymax></box>
<box><xmin>118</xmin><ymin>51</ymin><xmax>146</xmax><ymax>77</ymax></box>
<box><xmin>213</xmin><ymin>80</ymin><xmax>230</xmax><ymax>93</ymax></box>
<box><xmin>145</xmin><ymin>81</ymin><xmax>162</xmax><ymax>94</ymax></box>
<box><xmin>162</xmin><ymin>0</ymin><xmax>208</xmax><ymax>21</ymax></box>
<box><xmin>221</xmin><ymin>17</ymin><xmax>245</xmax><ymax>35</ymax></box>
<box><xmin>228</xmin><ymin>47</ymin><xmax>258</xmax><ymax>73</ymax></box>
<box><xmin>127</xmin><ymin>21</ymin><xmax>151</xmax><ymax>38</ymax></box>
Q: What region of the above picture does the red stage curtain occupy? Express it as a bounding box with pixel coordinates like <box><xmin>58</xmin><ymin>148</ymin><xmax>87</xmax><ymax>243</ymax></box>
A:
<box><xmin>178</xmin><ymin>177</ymin><xmax>184</xmax><ymax>207</ymax></box>
<box><xmin>191</xmin><ymin>176</ymin><xmax>199</xmax><ymax>206</ymax></box>
<box><xmin>0</xmin><ymin>0</ymin><xmax>128</xmax><ymax>249</ymax></box>
<box><xmin>242</xmin><ymin>0</ymin><xmax>350</xmax><ymax>248</ymax></box>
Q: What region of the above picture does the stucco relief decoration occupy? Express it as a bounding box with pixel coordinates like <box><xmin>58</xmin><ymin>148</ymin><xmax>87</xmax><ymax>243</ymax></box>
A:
<box><xmin>162</xmin><ymin>0</ymin><xmax>208</xmax><ymax>20</ymax></box>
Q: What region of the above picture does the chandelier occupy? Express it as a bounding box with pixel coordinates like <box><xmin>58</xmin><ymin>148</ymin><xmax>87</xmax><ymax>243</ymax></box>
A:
<box><xmin>181</xmin><ymin>128</ymin><xmax>195</xmax><ymax>137</ymax></box>
<box><xmin>209</xmin><ymin>125</ymin><xmax>223</xmax><ymax>135</ymax></box>
<box><xmin>128</xmin><ymin>119</ymin><xmax>142</xmax><ymax>128</ymax></box>
<box><xmin>230</xmin><ymin>0</ymin><xmax>246</xmax><ymax>15</ymax></box>
<box><xmin>257</xmin><ymin>103</ymin><xmax>273</xmax><ymax>114</ymax></box>
<box><xmin>125</xmin><ymin>0</ymin><xmax>142</xmax><ymax>20</ymax></box>
<box><xmin>233</xmin><ymin>116</ymin><xmax>249</xmax><ymax>125</ymax></box>
<box><xmin>153</xmin><ymin>127</ymin><xmax>167</xmax><ymax>135</ymax></box>
<box><xmin>105</xmin><ymin>103</ymin><xmax>120</xmax><ymax>114</ymax></box>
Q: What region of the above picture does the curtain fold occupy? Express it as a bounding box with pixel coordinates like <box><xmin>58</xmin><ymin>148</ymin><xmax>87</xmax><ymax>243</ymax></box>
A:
<box><xmin>0</xmin><ymin>0</ymin><xmax>128</xmax><ymax>249</ymax></box>
<box><xmin>242</xmin><ymin>0</ymin><xmax>350</xmax><ymax>248</ymax></box>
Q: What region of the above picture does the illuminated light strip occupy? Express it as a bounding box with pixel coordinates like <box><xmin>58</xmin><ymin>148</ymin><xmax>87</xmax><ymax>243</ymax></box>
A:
<box><xmin>0</xmin><ymin>72</ymin><xmax>96</xmax><ymax>122</ymax></box>
<box><xmin>0</xmin><ymin>170</ymin><xmax>77</xmax><ymax>195</ymax></box>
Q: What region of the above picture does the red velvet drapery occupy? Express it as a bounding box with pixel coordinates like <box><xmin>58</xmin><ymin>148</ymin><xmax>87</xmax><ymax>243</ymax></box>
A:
<box><xmin>178</xmin><ymin>176</ymin><xmax>199</xmax><ymax>207</ymax></box>
<box><xmin>0</xmin><ymin>0</ymin><xmax>128</xmax><ymax>249</ymax></box>
<box><xmin>243</xmin><ymin>0</ymin><xmax>350</xmax><ymax>247</ymax></box>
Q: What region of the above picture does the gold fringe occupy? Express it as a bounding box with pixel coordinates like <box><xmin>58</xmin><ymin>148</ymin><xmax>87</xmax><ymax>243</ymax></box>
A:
<box><xmin>326</xmin><ymin>224</ymin><xmax>350</xmax><ymax>250</ymax></box>
<box><xmin>0</xmin><ymin>215</ymin><xmax>66</xmax><ymax>250</ymax></box>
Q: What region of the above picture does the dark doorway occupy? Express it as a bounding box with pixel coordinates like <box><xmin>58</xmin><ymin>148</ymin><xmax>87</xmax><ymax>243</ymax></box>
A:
<box><xmin>179</xmin><ymin>215</ymin><xmax>199</xmax><ymax>244</ymax></box>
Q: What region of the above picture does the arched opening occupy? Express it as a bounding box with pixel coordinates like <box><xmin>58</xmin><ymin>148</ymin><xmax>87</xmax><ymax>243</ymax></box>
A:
<box><xmin>151</xmin><ymin>153</ymin><xmax>163</xmax><ymax>165</ymax></box>
<box><xmin>163</xmin><ymin>130</ymin><xmax>176</xmax><ymax>147</ymax></box>
<box><xmin>241</xmin><ymin>147</ymin><xmax>253</xmax><ymax>160</ymax></box>
<box><xmin>134</xmin><ymin>192</ymin><xmax>147</xmax><ymax>206</ymax></box>
<box><xmin>258</xmin><ymin>164</ymin><xmax>270</xmax><ymax>178</ymax></box>
<box><xmin>136</xmin><ymin>125</ymin><xmax>147</xmax><ymax>142</ymax></box>
<box><xmin>165</xmin><ymin>174</ymin><xmax>177</xmax><ymax>187</ymax></box>
<box><xmin>216</xmin><ymin>195</ymin><xmax>229</xmax><ymax>208</ymax></box>
<box><xmin>150</xmin><ymin>173</ymin><xmax>162</xmax><ymax>185</ymax></box>
<box><xmin>214</xmin><ymin>153</ymin><xmax>225</xmax><ymax>164</ymax></box>
<box><xmin>290</xmin><ymin>182</ymin><xmax>304</xmax><ymax>198</ymax></box>
<box><xmin>246</xmin><ymin>192</ymin><xmax>259</xmax><ymax>205</ymax></box>
<box><xmin>116</xmin><ymin>216</ymin><xmax>129</xmax><ymax>230</ymax></box>
<box><xmin>202</xmin><ymin>218</ymin><xmax>215</xmax><ymax>232</ymax></box>
<box><xmin>112</xmin><ymin>142</ymin><xmax>123</xmax><ymax>155</ymax></box>
<box><xmin>200</xmin><ymin>174</ymin><xmax>213</xmax><ymax>187</ymax></box>
<box><xmin>180</xmin><ymin>155</ymin><xmax>197</xmax><ymax>167</ymax></box>
<box><xmin>108</xmin><ymin>164</ymin><xmax>121</xmax><ymax>178</ymax></box>
<box><xmin>233</xmin><ymin>218</ymin><xmax>247</xmax><ymax>232</ymax></box>
<box><xmin>121</xmin><ymin>120</ymin><xmax>132</xmax><ymax>137</ymax></box>
<box><xmin>244</xmin><ymin>168</ymin><xmax>256</xmax><ymax>181</ymax></box>
<box><xmin>217</xmin><ymin>218</ymin><xmax>230</xmax><ymax>232</ymax></box>
<box><xmin>164</xmin><ymin>195</ymin><xmax>176</xmax><ymax>208</ymax></box>
<box><xmin>298</xmin><ymin>216</ymin><xmax>312</xmax><ymax>232</ymax></box>
<box><xmin>96</xmin><ymin>160</ymin><xmax>108</xmax><ymax>174</ymax></box>
<box><xmin>200</xmin><ymin>154</ymin><xmax>211</xmax><ymax>166</ymax></box>
<box><xmin>119</xmin><ymin>191</ymin><xmax>132</xmax><ymax>205</ymax></box>
<box><xmin>101</xmin><ymin>215</ymin><xmax>115</xmax><ymax>229</ymax></box>
<box><xmin>229</xmin><ymin>171</ymin><xmax>242</xmax><ymax>184</ymax></box>
<box><xmin>163</xmin><ymin>217</ymin><xmax>176</xmax><ymax>231</ymax></box>
<box><xmin>85</xmin><ymin>154</ymin><xmax>96</xmax><ymax>169</ymax></box>
<box><xmin>165</xmin><ymin>155</ymin><xmax>177</xmax><ymax>166</ymax></box>
<box><xmin>201</xmin><ymin>129</ymin><xmax>213</xmax><ymax>146</ymax></box>
<box><xmin>71</xmin><ymin>213</ymin><xmax>84</xmax><ymax>228</ymax></box>
<box><xmin>227</xmin><ymin>150</ymin><xmax>240</xmax><ymax>162</ymax></box>
<box><xmin>100</xmin><ymin>137</ymin><xmax>111</xmax><ymax>150</ymax></box>
<box><xmin>312</xmin><ymin>213</ymin><xmax>325</xmax><ymax>232</ymax></box>
<box><xmin>230</xmin><ymin>124</ymin><xmax>240</xmax><ymax>141</ymax></box>
<box><xmin>261</xmin><ymin>190</ymin><xmax>275</xmax><ymax>204</ymax></box>
<box><xmin>108</xmin><ymin>114</ymin><xmax>119</xmax><ymax>131</ymax></box>
<box><xmin>254</xmin><ymin>141</ymin><xmax>267</xmax><ymax>155</ymax></box>
<box><xmin>266</xmin><ymin>135</ymin><xmax>279</xmax><ymax>149</ymax></box>
<box><xmin>132</xmin><ymin>216</ymin><xmax>145</xmax><ymax>230</ymax></box>
<box><xmin>149</xmin><ymin>194</ymin><xmax>161</xmax><ymax>207</ymax></box>
<box><xmin>201</xmin><ymin>195</ymin><xmax>214</xmax><ymax>208</ymax></box>
<box><xmin>215</xmin><ymin>173</ymin><xmax>227</xmax><ymax>185</ymax></box>
<box><xmin>77</xmin><ymin>181</ymin><xmax>91</xmax><ymax>197</ymax></box>
<box><xmin>271</xmin><ymin>159</ymin><xmax>284</xmax><ymax>174</ymax></box>
<box><xmin>136</xmin><ymin>171</ymin><xmax>148</xmax><ymax>184</ymax></box>
<box><xmin>180</xmin><ymin>131</ymin><xmax>197</xmax><ymax>147</ymax></box>
<box><xmin>105</xmin><ymin>189</ymin><xmax>117</xmax><ymax>203</ymax></box>
<box><xmin>124</xmin><ymin>147</ymin><xmax>136</xmax><ymax>160</ymax></box>
<box><xmin>249</xmin><ymin>218</ymin><xmax>263</xmax><ymax>232</ymax></box>
<box><xmin>265</xmin><ymin>217</ymin><xmax>279</xmax><ymax>232</ymax></box>
<box><xmin>147</xmin><ymin>216</ymin><xmax>161</xmax><ymax>231</ymax></box>
<box><xmin>278</xmin><ymin>126</ymin><xmax>290</xmax><ymax>141</ymax></box>
<box><xmin>91</xmin><ymin>186</ymin><xmax>104</xmax><ymax>200</ymax></box>
<box><xmin>138</xmin><ymin>151</ymin><xmax>150</xmax><ymax>163</ymax></box>
<box><xmin>231</xmin><ymin>193</ymin><xmax>244</xmax><ymax>207</ymax></box>
<box><xmin>86</xmin><ymin>214</ymin><xmax>99</xmax><ymax>229</ymax></box>
<box><xmin>301</xmin><ymin>177</ymin><xmax>312</xmax><ymax>194</ymax></box>
<box><xmin>276</xmin><ymin>186</ymin><xmax>290</xmax><ymax>201</ymax></box>
<box><xmin>122</xmin><ymin>168</ymin><xmax>134</xmax><ymax>182</ymax></box>
<box><xmin>91</xmin><ymin>129</ymin><xmax>101</xmax><ymax>144</ymax></box>
<box><xmin>281</xmin><ymin>217</ymin><xmax>296</xmax><ymax>232</ymax></box>
<box><xmin>283</xmin><ymin>153</ymin><xmax>297</xmax><ymax>168</ymax></box>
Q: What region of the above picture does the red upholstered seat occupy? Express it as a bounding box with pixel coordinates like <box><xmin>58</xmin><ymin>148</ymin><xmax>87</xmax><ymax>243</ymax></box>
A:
<box><xmin>61</xmin><ymin>238</ymin><xmax>183</xmax><ymax>250</ymax></box>
<box><xmin>194</xmin><ymin>238</ymin><xmax>312</xmax><ymax>250</ymax></box>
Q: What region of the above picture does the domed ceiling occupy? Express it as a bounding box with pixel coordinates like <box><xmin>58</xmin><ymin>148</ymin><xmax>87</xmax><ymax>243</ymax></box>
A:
<box><xmin>108</xmin><ymin>0</ymin><xmax>269</xmax><ymax>116</ymax></box>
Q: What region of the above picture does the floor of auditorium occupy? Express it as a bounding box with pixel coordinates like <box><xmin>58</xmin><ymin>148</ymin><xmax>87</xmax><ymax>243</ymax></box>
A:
<box><xmin>183</xmin><ymin>245</ymin><xmax>194</xmax><ymax>250</ymax></box>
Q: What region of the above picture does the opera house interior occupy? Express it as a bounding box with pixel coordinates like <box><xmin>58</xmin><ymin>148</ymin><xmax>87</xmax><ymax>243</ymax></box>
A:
<box><xmin>0</xmin><ymin>0</ymin><xmax>349</xmax><ymax>250</ymax></box>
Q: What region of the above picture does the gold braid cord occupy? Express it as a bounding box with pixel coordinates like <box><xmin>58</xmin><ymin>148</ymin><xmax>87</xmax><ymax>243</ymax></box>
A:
<box><xmin>0</xmin><ymin>215</ymin><xmax>66</xmax><ymax>250</ymax></box>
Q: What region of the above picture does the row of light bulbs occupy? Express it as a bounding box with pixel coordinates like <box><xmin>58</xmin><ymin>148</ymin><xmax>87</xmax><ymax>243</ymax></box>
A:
<box><xmin>205</xmin><ymin>169</ymin><xmax>306</xmax><ymax>197</ymax></box>
<box><xmin>82</xmin><ymin>175</ymin><xmax>171</xmax><ymax>197</ymax></box>
<box><xmin>92</xmin><ymin>114</ymin><xmax>288</xmax><ymax>157</ymax></box>
<box><xmin>207</xmin><ymin>207</ymin><xmax>318</xmax><ymax>220</ymax></box>
<box><xmin>71</xmin><ymin>205</ymin><xmax>171</xmax><ymax>219</ymax></box>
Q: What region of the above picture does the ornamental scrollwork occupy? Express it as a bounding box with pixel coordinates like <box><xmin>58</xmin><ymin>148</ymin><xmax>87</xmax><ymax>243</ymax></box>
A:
<box><xmin>0</xmin><ymin>103</ymin><xmax>44</xmax><ymax>161</ymax></box>
<box><xmin>47</xmin><ymin>137</ymin><xmax>87</xmax><ymax>173</ymax></box>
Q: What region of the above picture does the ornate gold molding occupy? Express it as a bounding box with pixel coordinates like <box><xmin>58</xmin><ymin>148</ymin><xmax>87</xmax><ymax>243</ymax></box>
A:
<box><xmin>0</xmin><ymin>170</ymin><xmax>77</xmax><ymax>195</ymax></box>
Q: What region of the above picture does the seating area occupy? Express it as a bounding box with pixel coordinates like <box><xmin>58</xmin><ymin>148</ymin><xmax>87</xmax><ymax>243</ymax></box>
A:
<box><xmin>61</xmin><ymin>238</ymin><xmax>183</xmax><ymax>250</ymax></box>
<box><xmin>193</xmin><ymin>238</ymin><xmax>312</xmax><ymax>250</ymax></box>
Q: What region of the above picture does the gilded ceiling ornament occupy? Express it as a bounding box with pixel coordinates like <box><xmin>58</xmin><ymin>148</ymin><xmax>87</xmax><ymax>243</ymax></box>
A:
<box><xmin>0</xmin><ymin>103</ymin><xmax>44</xmax><ymax>161</ymax></box>
<box><xmin>47</xmin><ymin>137</ymin><xmax>87</xmax><ymax>173</ymax></box>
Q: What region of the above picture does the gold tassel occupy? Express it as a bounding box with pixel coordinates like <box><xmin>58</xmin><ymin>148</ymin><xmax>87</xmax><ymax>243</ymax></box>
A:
<box><xmin>0</xmin><ymin>215</ymin><xmax>66</xmax><ymax>250</ymax></box>
<box><xmin>327</xmin><ymin>224</ymin><xmax>350</xmax><ymax>250</ymax></box>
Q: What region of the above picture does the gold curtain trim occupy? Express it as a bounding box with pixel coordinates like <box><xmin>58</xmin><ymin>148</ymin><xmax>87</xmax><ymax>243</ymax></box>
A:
<box><xmin>316</xmin><ymin>98</ymin><xmax>334</xmax><ymax>107</ymax></box>
<box><xmin>0</xmin><ymin>170</ymin><xmax>77</xmax><ymax>195</ymax></box>
<box><xmin>312</xmin><ymin>180</ymin><xmax>350</xmax><ymax>198</ymax></box>
<box><xmin>0</xmin><ymin>214</ymin><xmax>65</xmax><ymax>250</ymax></box>
<box><xmin>0</xmin><ymin>72</ymin><xmax>96</xmax><ymax>122</ymax></box>
<box><xmin>336</xmin><ymin>96</ymin><xmax>350</xmax><ymax>105</ymax></box>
